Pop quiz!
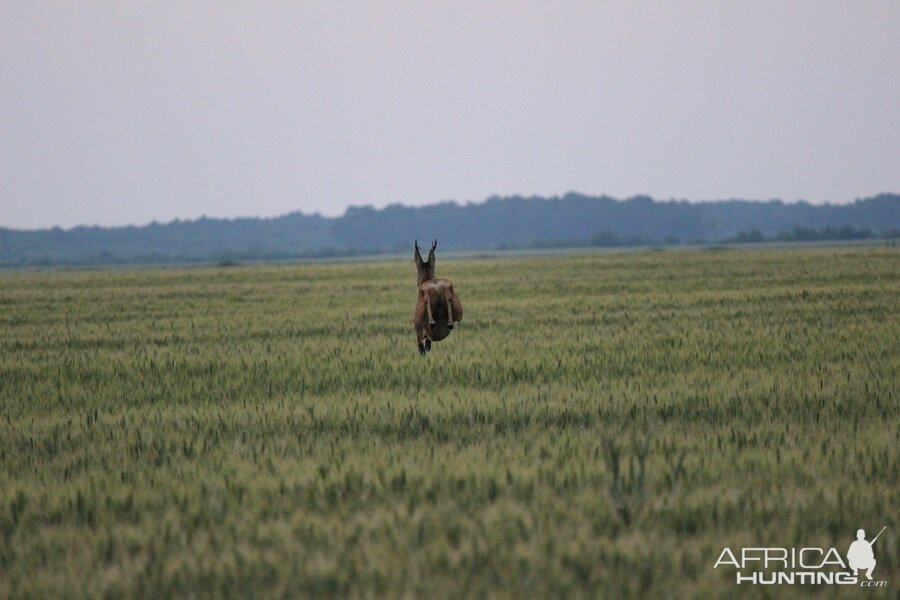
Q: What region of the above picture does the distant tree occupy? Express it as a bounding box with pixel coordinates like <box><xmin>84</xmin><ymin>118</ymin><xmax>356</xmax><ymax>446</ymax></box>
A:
<box><xmin>724</xmin><ymin>230</ymin><xmax>765</xmax><ymax>243</ymax></box>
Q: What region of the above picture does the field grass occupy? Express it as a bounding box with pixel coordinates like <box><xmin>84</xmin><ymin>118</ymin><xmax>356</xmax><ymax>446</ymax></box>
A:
<box><xmin>1</xmin><ymin>246</ymin><xmax>898</xmax><ymax>599</ymax></box>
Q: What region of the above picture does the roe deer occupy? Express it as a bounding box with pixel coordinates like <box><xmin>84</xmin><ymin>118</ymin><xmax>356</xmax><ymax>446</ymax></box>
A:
<box><xmin>413</xmin><ymin>240</ymin><xmax>463</xmax><ymax>355</ymax></box>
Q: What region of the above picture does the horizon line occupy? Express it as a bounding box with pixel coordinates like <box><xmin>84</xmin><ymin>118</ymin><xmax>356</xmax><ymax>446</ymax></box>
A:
<box><xmin>2</xmin><ymin>191</ymin><xmax>895</xmax><ymax>233</ymax></box>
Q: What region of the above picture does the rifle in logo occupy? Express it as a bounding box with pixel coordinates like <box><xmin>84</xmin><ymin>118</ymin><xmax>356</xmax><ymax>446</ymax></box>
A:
<box><xmin>847</xmin><ymin>526</ymin><xmax>885</xmax><ymax>581</ymax></box>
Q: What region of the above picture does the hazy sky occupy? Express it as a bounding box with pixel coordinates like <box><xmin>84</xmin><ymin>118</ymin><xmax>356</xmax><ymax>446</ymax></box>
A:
<box><xmin>2</xmin><ymin>1</ymin><xmax>898</xmax><ymax>229</ymax></box>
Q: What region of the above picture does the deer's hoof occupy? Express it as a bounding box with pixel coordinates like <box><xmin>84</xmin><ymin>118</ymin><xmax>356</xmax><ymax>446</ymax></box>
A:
<box><xmin>447</xmin><ymin>322</ymin><xmax>454</xmax><ymax>330</ymax></box>
<box><xmin>418</xmin><ymin>342</ymin><xmax>427</xmax><ymax>356</ymax></box>
<box><xmin>425</xmin><ymin>339</ymin><xmax>432</xmax><ymax>351</ymax></box>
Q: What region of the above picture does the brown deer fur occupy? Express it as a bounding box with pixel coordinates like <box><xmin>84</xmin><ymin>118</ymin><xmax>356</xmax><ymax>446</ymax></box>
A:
<box><xmin>413</xmin><ymin>240</ymin><xmax>463</xmax><ymax>355</ymax></box>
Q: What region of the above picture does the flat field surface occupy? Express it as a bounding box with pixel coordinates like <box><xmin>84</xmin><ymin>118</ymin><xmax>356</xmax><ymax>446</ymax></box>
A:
<box><xmin>1</xmin><ymin>247</ymin><xmax>898</xmax><ymax>598</ymax></box>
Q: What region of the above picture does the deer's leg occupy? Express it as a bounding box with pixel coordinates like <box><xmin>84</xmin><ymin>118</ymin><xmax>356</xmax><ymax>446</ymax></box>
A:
<box><xmin>446</xmin><ymin>290</ymin><xmax>454</xmax><ymax>329</ymax></box>
<box><xmin>414</xmin><ymin>304</ymin><xmax>432</xmax><ymax>356</ymax></box>
<box><xmin>415</xmin><ymin>322</ymin><xmax>428</xmax><ymax>355</ymax></box>
<box><xmin>424</xmin><ymin>289</ymin><xmax>436</xmax><ymax>325</ymax></box>
<box><xmin>422</xmin><ymin>320</ymin><xmax>432</xmax><ymax>352</ymax></box>
<box><xmin>414</xmin><ymin>307</ymin><xmax>425</xmax><ymax>355</ymax></box>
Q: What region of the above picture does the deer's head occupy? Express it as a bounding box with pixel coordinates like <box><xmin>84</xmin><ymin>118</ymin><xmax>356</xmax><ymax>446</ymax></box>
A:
<box><xmin>414</xmin><ymin>239</ymin><xmax>436</xmax><ymax>285</ymax></box>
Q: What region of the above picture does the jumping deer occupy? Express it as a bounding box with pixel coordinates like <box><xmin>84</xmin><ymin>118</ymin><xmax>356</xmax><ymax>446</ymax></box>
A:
<box><xmin>413</xmin><ymin>240</ymin><xmax>463</xmax><ymax>355</ymax></box>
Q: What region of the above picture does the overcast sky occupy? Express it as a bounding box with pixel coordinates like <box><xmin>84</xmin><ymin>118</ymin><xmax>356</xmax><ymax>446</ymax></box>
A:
<box><xmin>2</xmin><ymin>1</ymin><xmax>898</xmax><ymax>229</ymax></box>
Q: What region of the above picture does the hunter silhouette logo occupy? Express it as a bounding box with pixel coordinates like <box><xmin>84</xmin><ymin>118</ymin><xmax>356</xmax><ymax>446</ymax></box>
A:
<box><xmin>847</xmin><ymin>527</ymin><xmax>885</xmax><ymax>580</ymax></box>
<box><xmin>714</xmin><ymin>527</ymin><xmax>888</xmax><ymax>587</ymax></box>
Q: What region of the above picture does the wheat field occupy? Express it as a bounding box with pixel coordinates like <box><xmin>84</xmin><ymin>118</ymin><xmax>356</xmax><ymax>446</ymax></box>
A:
<box><xmin>1</xmin><ymin>246</ymin><xmax>898</xmax><ymax>598</ymax></box>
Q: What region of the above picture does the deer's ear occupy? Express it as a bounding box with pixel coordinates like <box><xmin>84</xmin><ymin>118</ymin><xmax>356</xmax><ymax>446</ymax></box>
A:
<box><xmin>414</xmin><ymin>241</ymin><xmax>424</xmax><ymax>267</ymax></box>
<box><xmin>427</xmin><ymin>239</ymin><xmax>436</xmax><ymax>267</ymax></box>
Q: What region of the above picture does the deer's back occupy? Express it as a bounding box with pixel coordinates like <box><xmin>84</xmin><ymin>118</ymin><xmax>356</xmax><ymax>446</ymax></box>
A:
<box><xmin>418</xmin><ymin>278</ymin><xmax>454</xmax><ymax>293</ymax></box>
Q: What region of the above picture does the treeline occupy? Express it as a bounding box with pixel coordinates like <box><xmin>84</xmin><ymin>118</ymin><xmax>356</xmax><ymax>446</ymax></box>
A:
<box><xmin>503</xmin><ymin>225</ymin><xmax>900</xmax><ymax>251</ymax></box>
<box><xmin>1</xmin><ymin>193</ymin><xmax>898</xmax><ymax>267</ymax></box>
<box><xmin>723</xmin><ymin>225</ymin><xmax>900</xmax><ymax>244</ymax></box>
